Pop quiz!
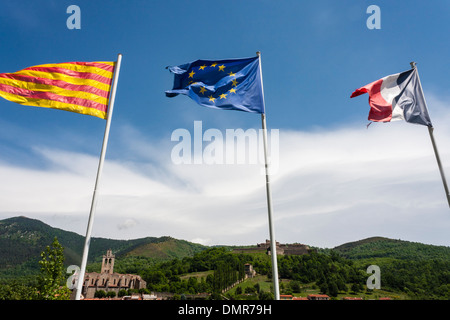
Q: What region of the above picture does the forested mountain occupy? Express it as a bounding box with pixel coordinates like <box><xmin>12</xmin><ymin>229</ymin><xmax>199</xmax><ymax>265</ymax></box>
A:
<box><xmin>1</xmin><ymin>217</ymin><xmax>449</xmax><ymax>300</ymax></box>
<box><xmin>333</xmin><ymin>236</ymin><xmax>450</xmax><ymax>261</ymax></box>
<box><xmin>0</xmin><ymin>216</ymin><xmax>206</xmax><ymax>279</ymax></box>
<box><xmin>332</xmin><ymin>237</ymin><xmax>450</xmax><ymax>299</ymax></box>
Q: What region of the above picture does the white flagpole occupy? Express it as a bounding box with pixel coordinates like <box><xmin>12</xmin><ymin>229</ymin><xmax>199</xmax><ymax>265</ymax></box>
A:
<box><xmin>257</xmin><ymin>52</ymin><xmax>280</xmax><ymax>300</ymax></box>
<box><xmin>427</xmin><ymin>126</ymin><xmax>450</xmax><ymax>207</ymax></box>
<box><xmin>410</xmin><ymin>62</ymin><xmax>450</xmax><ymax>208</ymax></box>
<box><xmin>75</xmin><ymin>53</ymin><xmax>122</xmax><ymax>300</ymax></box>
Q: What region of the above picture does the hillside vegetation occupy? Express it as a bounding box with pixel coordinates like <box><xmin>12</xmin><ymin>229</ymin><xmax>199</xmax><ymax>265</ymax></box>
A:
<box><xmin>333</xmin><ymin>236</ymin><xmax>450</xmax><ymax>261</ymax></box>
<box><xmin>0</xmin><ymin>216</ymin><xmax>206</xmax><ymax>281</ymax></box>
<box><xmin>332</xmin><ymin>237</ymin><xmax>450</xmax><ymax>299</ymax></box>
<box><xmin>0</xmin><ymin>217</ymin><xmax>449</xmax><ymax>300</ymax></box>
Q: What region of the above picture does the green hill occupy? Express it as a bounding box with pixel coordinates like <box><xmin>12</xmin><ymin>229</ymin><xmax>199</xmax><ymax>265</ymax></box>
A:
<box><xmin>1</xmin><ymin>217</ymin><xmax>449</xmax><ymax>300</ymax></box>
<box><xmin>124</xmin><ymin>237</ymin><xmax>206</xmax><ymax>260</ymax></box>
<box><xmin>0</xmin><ymin>216</ymin><xmax>207</xmax><ymax>280</ymax></box>
<box><xmin>333</xmin><ymin>236</ymin><xmax>450</xmax><ymax>261</ymax></box>
<box><xmin>331</xmin><ymin>237</ymin><xmax>450</xmax><ymax>299</ymax></box>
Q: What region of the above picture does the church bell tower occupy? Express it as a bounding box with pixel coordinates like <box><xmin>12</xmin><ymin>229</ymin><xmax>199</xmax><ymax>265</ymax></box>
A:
<box><xmin>101</xmin><ymin>249</ymin><xmax>115</xmax><ymax>274</ymax></box>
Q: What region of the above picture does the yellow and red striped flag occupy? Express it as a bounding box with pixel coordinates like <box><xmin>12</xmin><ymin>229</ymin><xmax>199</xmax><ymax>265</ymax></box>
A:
<box><xmin>0</xmin><ymin>61</ymin><xmax>115</xmax><ymax>119</ymax></box>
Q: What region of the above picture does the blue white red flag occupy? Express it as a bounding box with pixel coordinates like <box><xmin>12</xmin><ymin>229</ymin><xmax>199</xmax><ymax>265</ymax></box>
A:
<box><xmin>351</xmin><ymin>68</ymin><xmax>432</xmax><ymax>127</ymax></box>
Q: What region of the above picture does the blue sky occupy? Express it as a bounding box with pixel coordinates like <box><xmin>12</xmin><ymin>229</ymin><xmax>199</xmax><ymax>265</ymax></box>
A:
<box><xmin>1</xmin><ymin>1</ymin><xmax>450</xmax><ymax>248</ymax></box>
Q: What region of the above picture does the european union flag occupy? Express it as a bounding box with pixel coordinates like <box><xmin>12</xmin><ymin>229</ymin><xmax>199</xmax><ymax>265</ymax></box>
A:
<box><xmin>165</xmin><ymin>56</ymin><xmax>265</xmax><ymax>113</ymax></box>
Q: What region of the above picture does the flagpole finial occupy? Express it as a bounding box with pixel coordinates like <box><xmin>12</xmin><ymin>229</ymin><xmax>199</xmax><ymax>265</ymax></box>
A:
<box><xmin>410</xmin><ymin>61</ymin><xmax>417</xmax><ymax>69</ymax></box>
<box><xmin>256</xmin><ymin>51</ymin><xmax>261</xmax><ymax>56</ymax></box>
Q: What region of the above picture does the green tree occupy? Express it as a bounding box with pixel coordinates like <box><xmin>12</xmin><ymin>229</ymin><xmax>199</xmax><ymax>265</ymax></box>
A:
<box><xmin>328</xmin><ymin>280</ymin><xmax>339</xmax><ymax>297</ymax></box>
<box><xmin>118</xmin><ymin>289</ymin><xmax>128</xmax><ymax>297</ymax></box>
<box><xmin>235</xmin><ymin>286</ymin><xmax>242</xmax><ymax>295</ymax></box>
<box><xmin>259</xmin><ymin>290</ymin><xmax>274</xmax><ymax>300</ymax></box>
<box><xmin>37</xmin><ymin>237</ymin><xmax>71</xmax><ymax>300</ymax></box>
<box><xmin>351</xmin><ymin>282</ymin><xmax>361</xmax><ymax>293</ymax></box>
<box><xmin>319</xmin><ymin>282</ymin><xmax>328</xmax><ymax>295</ymax></box>
<box><xmin>95</xmin><ymin>290</ymin><xmax>106</xmax><ymax>298</ymax></box>
<box><xmin>289</xmin><ymin>281</ymin><xmax>301</xmax><ymax>293</ymax></box>
<box><xmin>0</xmin><ymin>281</ymin><xmax>37</xmax><ymax>300</ymax></box>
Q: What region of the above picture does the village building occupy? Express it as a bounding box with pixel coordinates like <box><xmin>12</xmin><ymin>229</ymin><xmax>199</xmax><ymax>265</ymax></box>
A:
<box><xmin>307</xmin><ymin>294</ymin><xmax>330</xmax><ymax>300</ymax></box>
<box><xmin>73</xmin><ymin>249</ymin><xmax>146</xmax><ymax>300</ymax></box>
<box><xmin>258</xmin><ymin>240</ymin><xmax>310</xmax><ymax>255</ymax></box>
<box><xmin>244</xmin><ymin>263</ymin><xmax>256</xmax><ymax>278</ymax></box>
<box><xmin>233</xmin><ymin>240</ymin><xmax>310</xmax><ymax>256</ymax></box>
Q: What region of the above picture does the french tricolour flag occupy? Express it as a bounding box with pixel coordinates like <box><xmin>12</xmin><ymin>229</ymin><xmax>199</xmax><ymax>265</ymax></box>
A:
<box><xmin>350</xmin><ymin>68</ymin><xmax>432</xmax><ymax>127</ymax></box>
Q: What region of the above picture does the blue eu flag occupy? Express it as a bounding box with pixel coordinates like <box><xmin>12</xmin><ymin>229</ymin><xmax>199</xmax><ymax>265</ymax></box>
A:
<box><xmin>165</xmin><ymin>56</ymin><xmax>265</xmax><ymax>113</ymax></box>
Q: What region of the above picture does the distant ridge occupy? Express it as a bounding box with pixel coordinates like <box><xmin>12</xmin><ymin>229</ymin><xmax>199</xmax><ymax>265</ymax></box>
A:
<box><xmin>333</xmin><ymin>236</ymin><xmax>396</xmax><ymax>252</ymax></box>
<box><xmin>0</xmin><ymin>216</ymin><xmax>207</xmax><ymax>278</ymax></box>
<box><xmin>1</xmin><ymin>216</ymin><xmax>449</xmax><ymax>281</ymax></box>
<box><xmin>333</xmin><ymin>236</ymin><xmax>450</xmax><ymax>261</ymax></box>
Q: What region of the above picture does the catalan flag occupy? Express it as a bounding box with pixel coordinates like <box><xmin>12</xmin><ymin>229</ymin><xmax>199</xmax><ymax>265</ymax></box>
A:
<box><xmin>0</xmin><ymin>61</ymin><xmax>115</xmax><ymax>119</ymax></box>
<box><xmin>165</xmin><ymin>56</ymin><xmax>264</xmax><ymax>113</ymax></box>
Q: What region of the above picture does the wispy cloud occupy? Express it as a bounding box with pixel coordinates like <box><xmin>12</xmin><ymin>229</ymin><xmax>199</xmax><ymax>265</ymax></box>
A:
<box><xmin>1</xmin><ymin>94</ymin><xmax>450</xmax><ymax>248</ymax></box>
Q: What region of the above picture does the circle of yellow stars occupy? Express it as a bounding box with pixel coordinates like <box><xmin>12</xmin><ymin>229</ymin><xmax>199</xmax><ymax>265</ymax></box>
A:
<box><xmin>186</xmin><ymin>62</ymin><xmax>239</xmax><ymax>103</ymax></box>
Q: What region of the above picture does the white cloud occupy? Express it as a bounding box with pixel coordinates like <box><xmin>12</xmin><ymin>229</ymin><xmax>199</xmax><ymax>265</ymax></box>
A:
<box><xmin>1</xmin><ymin>94</ymin><xmax>450</xmax><ymax>248</ymax></box>
<box><xmin>117</xmin><ymin>218</ymin><xmax>138</xmax><ymax>230</ymax></box>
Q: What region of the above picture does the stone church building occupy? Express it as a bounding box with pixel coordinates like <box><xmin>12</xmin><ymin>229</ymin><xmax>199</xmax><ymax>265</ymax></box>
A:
<box><xmin>77</xmin><ymin>249</ymin><xmax>146</xmax><ymax>299</ymax></box>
